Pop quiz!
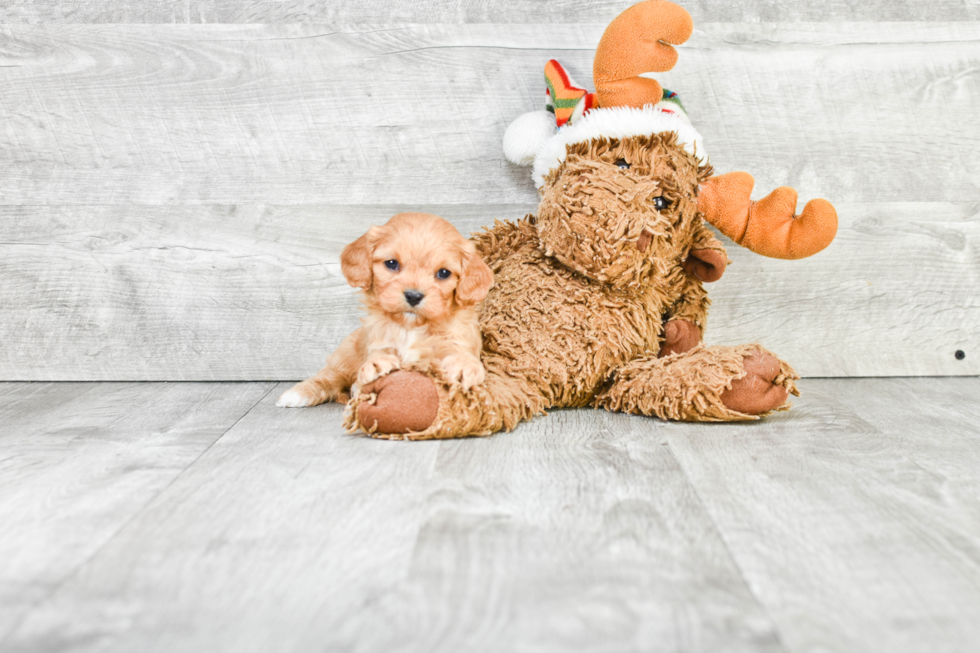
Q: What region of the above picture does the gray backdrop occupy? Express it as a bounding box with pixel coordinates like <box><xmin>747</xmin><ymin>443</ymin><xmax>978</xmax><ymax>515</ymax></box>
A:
<box><xmin>1</xmin><ymin>2</ymin><xmax>977</xmax><ymax>380</ymax></box>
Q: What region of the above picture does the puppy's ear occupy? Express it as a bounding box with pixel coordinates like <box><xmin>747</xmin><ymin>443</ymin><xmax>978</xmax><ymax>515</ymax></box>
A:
<box><xmin>341</xmin><ymin>226</ymin><xmax>381</xmax><ymax>290</ymax></box>
<box><xmin>456</xmin><ymin>245</ymin><xmax>494</xmax><ymax>307</ymax></box>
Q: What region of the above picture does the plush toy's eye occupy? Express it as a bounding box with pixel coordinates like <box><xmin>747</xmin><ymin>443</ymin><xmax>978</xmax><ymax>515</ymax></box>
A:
<box><xmin>384</xmin><ymin>259</ymin><xmax>400</xmax><ymax>271</ymax></box>
<box><xmin>615</xmin><ymin>158</ymin><xmax>630</xmax><ymax>169</ymax></box>
<box><xmin>436</xmin><ymin>268</ymin><xmax>452</xmax><ymax>280</ymax></box>
<box><xmin>653</xmin><ymin>197</ymin><xmax>670</xmax><ymax>211</ymax></box>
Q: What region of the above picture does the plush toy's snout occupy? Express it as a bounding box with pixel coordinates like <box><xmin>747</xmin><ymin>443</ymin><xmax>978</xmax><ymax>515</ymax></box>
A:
<box><xmin>532</xmin><ymin>131</ymin><xmax>711</xmax><ymax>288</ymax></box>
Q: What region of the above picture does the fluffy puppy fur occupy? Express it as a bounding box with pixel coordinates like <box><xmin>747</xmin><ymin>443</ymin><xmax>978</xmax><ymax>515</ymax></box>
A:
<box><xmin>276</xmin><ymin>212</ymin><xmax>494</xmax><ymax>408</ymax></box>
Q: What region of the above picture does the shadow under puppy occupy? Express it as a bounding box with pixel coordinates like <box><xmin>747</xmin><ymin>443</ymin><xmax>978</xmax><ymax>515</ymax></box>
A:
<box><xmin>277</xmin><ymin>212</ymin><xmax>494</xmax><ymax>412</ymax></box>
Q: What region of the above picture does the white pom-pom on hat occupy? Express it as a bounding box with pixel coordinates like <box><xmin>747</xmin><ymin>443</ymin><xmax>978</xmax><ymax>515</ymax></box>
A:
<box><xmin>502</xmin><ymin>110</ymin><xmax>556</xmax><ymax>166</ymax></box>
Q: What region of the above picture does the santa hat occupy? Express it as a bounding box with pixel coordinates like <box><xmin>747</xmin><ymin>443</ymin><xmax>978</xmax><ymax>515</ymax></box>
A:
<box><xmin>503</xmin><ymin>0</ymin><xmax>705</xmax><ymax>188</ymax></box>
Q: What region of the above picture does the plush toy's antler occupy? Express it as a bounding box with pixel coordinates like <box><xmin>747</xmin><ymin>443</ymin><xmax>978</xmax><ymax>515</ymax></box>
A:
<box><xmin>698</xmin><ymin>172</ymin><xmax>838</xmax><ymax>259</ymax></box>
<box><xmin>593</xmin><ymin>0</ymin><xmax>694</xmax><ymax>109</ymax></box>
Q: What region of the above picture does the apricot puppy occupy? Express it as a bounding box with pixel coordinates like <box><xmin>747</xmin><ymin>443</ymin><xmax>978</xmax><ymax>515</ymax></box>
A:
<box><xmin>277</xmin><ymin>212</ymin><xmax>494</xmax><ymax>409</ymax></box>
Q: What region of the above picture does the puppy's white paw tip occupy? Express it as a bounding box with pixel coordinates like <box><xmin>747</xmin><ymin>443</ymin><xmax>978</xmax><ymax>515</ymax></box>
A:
<box><xmin>276</xmin><ymin>390</ymin><xmax>310</xmax><ymax>408</ymax></box>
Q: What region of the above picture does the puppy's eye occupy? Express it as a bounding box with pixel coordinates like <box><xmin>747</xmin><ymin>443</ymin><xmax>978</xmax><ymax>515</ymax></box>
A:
<box><xmin>436</xmin><ymin>268</ymin><xmax>452</xmax><ymax>280</ymax></box>
<box><xmin>384</xmin><ymin>259</ymin><xmax>399</xmax><ymax>271</ymax></box>
<box><xmin>615</xmin><ymin>158</ymin><xmax>630</xmax><ymax>169</ymax></box>
<box><xmin>652</xmin><ymin>197</ymin><xmax>670</xmax><ymax>211</ymax></box>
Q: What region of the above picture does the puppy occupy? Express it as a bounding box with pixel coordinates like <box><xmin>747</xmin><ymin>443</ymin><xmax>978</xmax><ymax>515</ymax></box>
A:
<box><xmin>276</xmin><ymin>212</ymin><xmax>494</xmax><ymax>408</ymax></box>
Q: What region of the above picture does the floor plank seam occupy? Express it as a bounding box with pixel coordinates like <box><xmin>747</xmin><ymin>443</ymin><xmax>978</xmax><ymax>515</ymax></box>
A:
<box><xmin>662</xmin><ymin>435</ymin><xmax>793</xmax><ymax>653</ymax></box>
<box><xmin>0</xmin><ymin>382</ymin><xmax>278</xmax><ymax>647</ymax></box>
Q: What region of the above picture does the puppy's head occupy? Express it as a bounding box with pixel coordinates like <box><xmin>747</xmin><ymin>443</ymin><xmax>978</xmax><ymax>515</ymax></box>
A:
<box><xmin>341</xmin><ymin>213</ymin><xmax>493</xmax><ymax>325</ymax></box>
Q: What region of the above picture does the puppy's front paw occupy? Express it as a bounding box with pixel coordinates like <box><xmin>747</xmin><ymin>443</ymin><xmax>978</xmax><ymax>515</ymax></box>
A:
<box><xmin>357</xmin><ymin>354</ymin><xmax>401</xmax><ymax>386</ymax></box>
<box><xmin>441</xmin><ymin>354</ymin><xmax>486</xmax><ymax>391</ymax></box>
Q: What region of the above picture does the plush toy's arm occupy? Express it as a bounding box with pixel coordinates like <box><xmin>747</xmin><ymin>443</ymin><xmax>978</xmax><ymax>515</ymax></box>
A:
<box><xmin>665</xmin><ymin>279</ymin><xmax>709</xmax><ymax>332</ymax></box>
<box><xmin>657</xmin><ymin>225</ymin><xmax>728</xmax><ymax>357</ymax></box>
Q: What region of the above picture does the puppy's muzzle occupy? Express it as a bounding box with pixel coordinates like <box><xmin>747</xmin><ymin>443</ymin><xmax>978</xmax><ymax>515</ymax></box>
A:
<box><xmin>403</xmin><ymin>290</ymin><xmax>424</xmax><ymax>307</ymax></box>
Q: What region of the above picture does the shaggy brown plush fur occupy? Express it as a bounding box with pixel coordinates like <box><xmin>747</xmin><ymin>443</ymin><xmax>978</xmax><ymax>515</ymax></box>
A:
<box><xmin>343</xmin><ymin>133</ymin><xmax>800</xmax><ymax>439</ymax></box>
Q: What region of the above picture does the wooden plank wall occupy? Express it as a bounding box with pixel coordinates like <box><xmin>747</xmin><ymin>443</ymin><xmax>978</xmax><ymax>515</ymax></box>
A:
<box><xmin>0</xmin><ymin>4</ymin><xmax>977</xmax><ymax>380</ymax></box>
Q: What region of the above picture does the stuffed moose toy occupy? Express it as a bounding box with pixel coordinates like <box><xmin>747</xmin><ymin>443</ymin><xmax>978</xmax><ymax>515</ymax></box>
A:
<box><xmin>340</xmin><ymin>0</ymin><xmax>838</xmax><ymax>439</ymax></box>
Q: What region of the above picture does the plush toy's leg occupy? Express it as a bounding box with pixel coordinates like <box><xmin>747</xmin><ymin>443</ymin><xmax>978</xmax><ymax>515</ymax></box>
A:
<box><xmin>596</xmin><ymin>344</ymin><xmax>799</xmax><ymax>421</ymax></box>
<box><xmin>343</xmin><ymin>361</ymin><xmax>545</xmax><ymax>440</ymax></box>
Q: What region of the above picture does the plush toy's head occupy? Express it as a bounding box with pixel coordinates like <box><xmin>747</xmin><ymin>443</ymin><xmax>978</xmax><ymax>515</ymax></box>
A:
<box><xmin>536</xmin><ymin>132</ymin><xmax>711</xmax><ymax>288</ymax></box>
<box><xmin>504</xmin><ymin>0</ymin><xmax>838</xmax><ymax>267</ymax></box>
<box><xmin>503</xmin><ymin>0</ymin><xmax>711</xmax><ymax>288</ymax></box>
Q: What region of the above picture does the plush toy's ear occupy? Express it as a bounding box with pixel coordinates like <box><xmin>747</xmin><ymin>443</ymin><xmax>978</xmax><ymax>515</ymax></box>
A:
<box><xmin>682</xmin><ymin>248</ymin><xmax>727</xmax><ymax>282</ymax></box>
<box><xmin>341</xmin><ymin>226</ymin><xmax>382</xmax><ymax>290</ymax></box>
<box><xmin>456</xmin><ymin>246</ymin><xmax>494</xmax><ymax>307</ymax></box>
<box><xmin>503</xmin><ymin>110</ymin><xmax>557</xmax><ymax>166</ymax></box>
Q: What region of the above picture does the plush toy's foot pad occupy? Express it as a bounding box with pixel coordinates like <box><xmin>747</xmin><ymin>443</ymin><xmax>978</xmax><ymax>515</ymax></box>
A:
<box><xmin>596</xmin><ymin>344</ymin><xmax>797</xmax><ymax>422</ymax></box>
<box><xmin>658</xmin><ymin>319</ymin><xmax>700</xmax><ymax>358</ymax></box>
<box><xmin>356</xmin><ymin>370</ymin><xmax>439</xmax><ymax>434</ymax></box>
<box><xmin>721</xmin><ymin>351</ymin><xmax>790</xmax><ymax>415</ymax></box>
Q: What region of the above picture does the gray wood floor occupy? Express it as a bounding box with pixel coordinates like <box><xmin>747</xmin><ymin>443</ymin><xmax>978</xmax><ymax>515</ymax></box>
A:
<box><xmin>2</xmin><ymin>378</ymin><xmax>979</xmax><ymax>652</ymax></box>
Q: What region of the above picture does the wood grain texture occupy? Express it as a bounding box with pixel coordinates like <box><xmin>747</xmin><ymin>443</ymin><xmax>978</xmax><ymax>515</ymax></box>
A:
<box><xmin>2</xmin><ymin>383</ymin><xmax>782</xmax><ymax>653</ymax></box>
<box><xmin>0</xmin><ymin>201</ymin><xmax>976</xmax><ymax>380</ymax></box>
<box><xmin>0</xmin><ymin>23</ymin><xmax>977</xmax><ymax>205</ymax></box>
<box><xmin>4</xmin><ymin>378</ymin><xmax>980</xmax><ymax>651</ymax></box>
<box><xmin>2</xmin><ymin>0</ymin><xmax>979</xmax><ymax>24</ymax></box>
<box><xmin>705</xmin><ymin>201</ymin><xmax>980</xmax><ymax>378</ymax></box>
<box><xmin>0</xmin><ymin>21</ymin><xmax>978</xmax><ymax>379</ymax></box>
<box><xmin>663</xmin><ymin>377</ymin><xmax>980</xmax><ymax>653</ymax></box>
<box><xmin>0</xmin><ymin>204</ymin><xmax>523</xmax><ymax>380</ymax></box>
<box><xmin>0</xmin><ymin>381</ymin><xmax>273</xmax><ymax>643</ymax></box>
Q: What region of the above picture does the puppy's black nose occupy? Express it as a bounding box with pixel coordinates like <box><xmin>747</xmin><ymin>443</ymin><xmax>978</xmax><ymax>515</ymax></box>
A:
<box><xmin>404</xmin><ymin>290</ymin><xmax>424</xmax><ymax>307</ymax></box>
